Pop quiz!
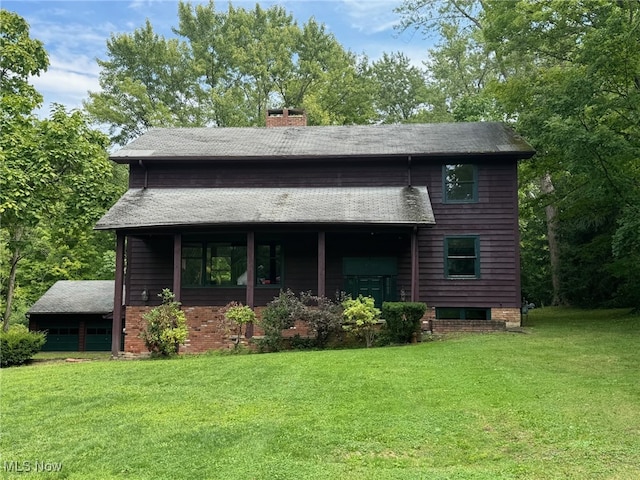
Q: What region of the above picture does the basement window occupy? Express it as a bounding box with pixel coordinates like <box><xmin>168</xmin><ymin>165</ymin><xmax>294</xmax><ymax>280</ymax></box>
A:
<box><xmin>436</xmin><ymin>308</ymin><xmax>491</xmax><ymax>320</ymax></box>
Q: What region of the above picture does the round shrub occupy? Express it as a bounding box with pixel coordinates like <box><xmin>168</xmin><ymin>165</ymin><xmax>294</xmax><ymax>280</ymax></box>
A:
<box><xmin>0</xmin><ymin>325</ymin><xmax>46</xmax><ymax>367</ymax></box>
<box><xmin>381</xmin><ymin>302</ymin><xmax>427</xmax><ymax>343</ymax></box>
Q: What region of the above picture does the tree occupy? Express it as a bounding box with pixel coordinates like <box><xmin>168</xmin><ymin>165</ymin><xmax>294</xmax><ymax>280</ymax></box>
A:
<box><xmin>397</xmin><ymin>0</ymin><xmax>640</xmax><ymax>308</ymax></box>
<box><xmin>1</xmin><ymin>10</ymin><xmax>124</xmax><ymax>328</ymax></box>
<box><xmin>369</xmin><ymin>51</ymin><xmax>430</xmax><ymax>123</ymax></box>
<box><xmin>85</xmin><ymin>19</ymin><xmax>205</xmax><ymax>146</ymax></box>
<box><xmin>85</xmin><ymin>1</ymin><xmax>377</xmax><ymax>144</ymax></box>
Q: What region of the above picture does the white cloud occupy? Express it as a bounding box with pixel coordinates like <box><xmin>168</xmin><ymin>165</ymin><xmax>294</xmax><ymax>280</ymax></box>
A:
<box><xmin>337</xmin><ymin>0</ymin><xmax>404</xmax><ymax>34</ymax></box>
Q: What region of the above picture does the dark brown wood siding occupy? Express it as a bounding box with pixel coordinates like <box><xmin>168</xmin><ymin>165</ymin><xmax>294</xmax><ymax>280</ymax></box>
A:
<box><xmin>129</xmin><ymin>159</ymin><xmax>410</xmax><ymax>189</ymax></box>
<box><xmin>417</xmin><ymin>161</ymin><xmax>520</xmax><ymax>308</ymax></box>
<box><xmin>127</xmin><ymin>235</ymin><xmax>174</xmax><ymax>306</ymax></box>
<box><xmin>123</xmin><ymin>157</ymin><xmax>520</xmax><ymax>309</ymax></box>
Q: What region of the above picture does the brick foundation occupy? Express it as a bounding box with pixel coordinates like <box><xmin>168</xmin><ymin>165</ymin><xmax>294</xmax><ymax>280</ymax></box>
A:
<box><xmin>124</xmin><ymin>305</ymin><xmax>521</xmax><ymax>354</ymax></box>
<box><xmin>421</xmin><ymin>306</ymin><xmax>521</xmax><ymax>334</ymax></box>
<box><xmin>124</xmin><ymin>305</ymin><xmax>313</xmax><ymax>354</ymax></box>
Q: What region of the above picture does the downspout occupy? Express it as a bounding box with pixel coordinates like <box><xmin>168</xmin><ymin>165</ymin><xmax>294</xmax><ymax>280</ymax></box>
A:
<box><xmin>407</xmin><ymin>155</ymin><xmax>412</xmax><ymax>187</ymax></box>
<box><xmin>139</xmin><ymin>159</ymin><xmax>148</xmax><ymax>189</ymax></box>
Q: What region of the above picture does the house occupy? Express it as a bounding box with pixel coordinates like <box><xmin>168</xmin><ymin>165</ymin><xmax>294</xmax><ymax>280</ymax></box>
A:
<box><xmin>96</xmin><ymin>111</ymin><xmax>535</xmax><ymax>355</ymax></box>
<box><xmin>27</xmin><ymin>280</ymin><xmax>117</xmax><ymax>351</ymax></box>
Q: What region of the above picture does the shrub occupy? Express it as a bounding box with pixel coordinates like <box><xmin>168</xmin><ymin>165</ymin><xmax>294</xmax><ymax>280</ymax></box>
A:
<box><xmin>258</xmin><ymin>290</ymin><xmax>303</xmax><ymax>352</ymax></box>
<box><xmin>381</xmin><ymin>302</ymin><xmax>427</xmax><ymax>343</ymax></box>
<box><xmin>223</xmin><ymin>302</ymin><xmax>255</xmax><ymax>348</ymax></box>
<box><xmin>299</xmin><ymin>292</ymin><xmax>343</xmax><ymax>349</ymax></box>
<box><xmin>342</xmin><ymin>295</ymin><xmax>381</xmax><ymax>348</ymax></box>
<box><xmin>0</xmin><ymin>325</ymin><xmax>46</xmax><ymax>367</ymax></box>
<box><xmin>140</xmin><ymin>289</ymin><xmax>188</xmax><ymax>356</ymax></box>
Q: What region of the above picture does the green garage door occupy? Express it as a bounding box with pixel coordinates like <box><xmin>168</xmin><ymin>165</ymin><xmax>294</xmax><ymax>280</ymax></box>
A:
<box><xmin>41</xmin><ymin>325</ymin><xmax>80</xmax><ymax>351</ymax></box>
<box><xmin>85</xmin><ymin>322</ymin><xmax>113</xmax><ymax>351</ymax></box>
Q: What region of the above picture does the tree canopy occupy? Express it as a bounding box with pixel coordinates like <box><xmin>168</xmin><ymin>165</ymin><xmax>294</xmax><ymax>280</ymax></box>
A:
<box><xmin>397</xmin><ymin>0</ymin><xmax>640</xmax><ymax>308</ymax></box>
<box><xmin>0</xmin><ymin>9</ymin><xmax>125</xmax><ymax>328</ymax></box>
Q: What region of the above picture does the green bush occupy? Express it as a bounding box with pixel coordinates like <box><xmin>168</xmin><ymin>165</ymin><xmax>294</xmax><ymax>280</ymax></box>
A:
<box><xmin>0</xmin><ymin>325</ymin><xmax>46</xmax><ymax>367</ymax></box>
<box><xmin>381</xmin><ymin>302</ymin><xmax>427</xmax><ymax>344</ymax></box>
<box><xmin>223</xmin><ymin>302</ymin><xmax>256</xmax><ymax>348</ymax></box>
<box><xmin>258</xmin><ymin>290</ymin><xmax>303</xmax><ymax>352</ymax></box>
<box><xmin>140</xmin><ymin>289</ymin><xmax>188</xmax><ymax>357</ymax></box>
<box><xmin>299</xmin><ymin>292</ymin><xmax>343</xmax><ymax>349</ymax></box>
<box><xmin>342</xmin><ymin>295</ymin><xmax>380</xmax><ymax>348</ymax></box>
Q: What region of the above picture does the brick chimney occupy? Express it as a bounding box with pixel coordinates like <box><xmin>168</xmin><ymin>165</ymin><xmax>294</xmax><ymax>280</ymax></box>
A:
<box><xmin>266</xmin><ymin>108</ymin><xmax>307</xmax><ymax>127</ymax></box>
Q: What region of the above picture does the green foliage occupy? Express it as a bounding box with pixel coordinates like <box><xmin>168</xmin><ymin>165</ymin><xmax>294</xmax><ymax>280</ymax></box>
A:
<box><xmin>342</xmin><ymin>295</ymin><xmax>381</xmax><ymax>348</ymax></box>
<box><xmin>140</xmin><ymin>289</ymin><xmax>188</xmax><ymax>356</ymax></box>
<box><xmin>381</xmin><ymin>302</ymin><xmax>427</xmax><ymax>344</ymax></box>
<box><xmin>369</xmin><ymin>51</ymin><xmax>429</xmax><ymax>123</ymax></box>
<box><xmin>298</xmin><ymin>292</ymin><xmax>343</xmax><ymax>349</ymax></box>
<box><xmin>0</xmin><ymin>9</ymin><xmax>48</xmax><ymax>116</ymax></box>
<box><xmin>397</xmin><ymin>0</ymin><xmax>640</xmax><ymax>309</ymax></box>
<box><xmin>223</xmin><ymin>301</ymin><xmax>256</xmax><ymax>347</ymax></box>
<box><xmin>258</xmin><ymin>290</ymin><xmax>343</xmax><ymax>352</ymax></box>
<box><xmin>0</xmin><ymin>324</ymin><xmax>46</xmax><ymax>367</ymax></box>
<box><xmin>86</xmin><ymin>1</ymin><xmax>376</xmax><ymax>145</ymax></box>
<box><xmin>257</xmin><ymin>289</ymin><xmax>302</xmax><ymax>352</ymax></box>
<box><xmin>0</xmin><ymin>10</ymin><xmax>126</xmax><ymax>328</ymax></box>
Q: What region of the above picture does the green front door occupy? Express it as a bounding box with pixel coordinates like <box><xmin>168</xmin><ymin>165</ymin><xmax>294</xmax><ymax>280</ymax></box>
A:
<box><xmin>343</xmin><ymin>257</ymin><xmax>397</xmax><ymax>307</ymax></box>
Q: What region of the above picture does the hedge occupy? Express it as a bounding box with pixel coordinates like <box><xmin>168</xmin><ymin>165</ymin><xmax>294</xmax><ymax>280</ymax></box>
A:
<box><xmin>381</xmin><ymin>302</ymin><xmax>427</xmax><ymax>343</ymax></box>
<box><xmin>0</xmin><ymin>325</ymin><xmax>46</xmax><ymax>367</ymax></box>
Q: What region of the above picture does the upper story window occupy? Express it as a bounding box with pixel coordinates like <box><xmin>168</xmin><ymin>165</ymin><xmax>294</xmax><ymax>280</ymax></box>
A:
<box><xmin>445</xmin><ymin>236</ymin><xmax>480</xmax><ymax>279</ymax></box>
<box><xmin>443</xmin><ymin>164</ymin><xmax>478</xmax><ymax>203</ymax></box>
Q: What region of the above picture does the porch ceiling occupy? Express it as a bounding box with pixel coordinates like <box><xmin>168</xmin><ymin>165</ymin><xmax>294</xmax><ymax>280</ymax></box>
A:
<box><xmin>95</xmin><ymin>186</ymin><xmax>435</xmax><ymax>231</ymax></box>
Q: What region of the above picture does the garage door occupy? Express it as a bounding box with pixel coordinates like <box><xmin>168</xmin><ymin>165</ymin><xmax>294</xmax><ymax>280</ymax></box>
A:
<box><xmin>41</xmin><ymin>325</ymin><xmax>80</xmax><ymax>351</ymax></box>
<box><xmin>85</xmin><ymin>322</ymin><xmax>113</xmax><ymax>351</ymax></box>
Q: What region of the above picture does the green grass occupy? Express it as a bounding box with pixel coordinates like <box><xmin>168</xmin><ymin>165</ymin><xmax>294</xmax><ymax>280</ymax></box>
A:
<box><xmin>1</xmin><ymin>308</ymin><xmax>639</xmax><ymax>479</ymax></box>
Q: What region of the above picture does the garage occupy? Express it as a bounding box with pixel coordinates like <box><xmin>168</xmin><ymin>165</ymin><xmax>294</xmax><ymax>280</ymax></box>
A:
<box><xmin>28</xmin><ymin>280</ymin><xmax>121</xmax><ymax>352</ymax></box>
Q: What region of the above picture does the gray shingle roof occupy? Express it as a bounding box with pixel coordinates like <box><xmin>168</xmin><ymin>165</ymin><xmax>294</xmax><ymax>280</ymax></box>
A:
<box><xmin>28</xmin><ymin>281</ymin><xmax>115</xmax><ymax>314</ymax></box>
<box><xmin>95</xmin><ymin>186</ymin><xmax>435</xmax><ymax>230</ymax></box>
<box><xmin>111</xmin><ymin>122</ymin><xmax>534</xmax><ymax>161</ymax></box>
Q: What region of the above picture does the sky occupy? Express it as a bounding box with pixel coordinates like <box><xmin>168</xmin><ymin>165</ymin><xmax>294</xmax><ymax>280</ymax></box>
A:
<box><xmin>3</xmin><ymin>0</ymin><xmax>435</xmax><ymax>116</ymax></box>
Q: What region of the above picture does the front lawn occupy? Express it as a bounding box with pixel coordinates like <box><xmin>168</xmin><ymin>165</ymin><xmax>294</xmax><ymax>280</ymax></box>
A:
<box><xmin>1</xmin><ymin>308</ymin><xmax>639</xmax><ymax>479</ymax></box>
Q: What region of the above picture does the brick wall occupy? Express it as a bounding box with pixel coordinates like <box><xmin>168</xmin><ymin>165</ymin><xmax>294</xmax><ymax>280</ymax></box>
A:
<box><xmin>490</xmin><ymin>307</ymin><xmax>521</xmax><ymax>328</ymax></box>
<box><xmin>125</xmin><ymin>304</ymin><xmax>521</xmax><ymax>354</ymax></box>
<box><xmin>420</xmin><ymin>306</ymin><xmax>520</xmax><ymax>334</ymax></box>
<box><xmin>124</xmin><ymin>305</ymin><xmax>313</xmax><ymax>354</ymax></box>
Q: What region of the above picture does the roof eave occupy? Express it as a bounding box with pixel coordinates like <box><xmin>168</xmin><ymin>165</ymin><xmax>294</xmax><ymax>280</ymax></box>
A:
<box><xmin>110</xmin><ymin>150</ymin><xmax>535</xmax><ymax>164</ymax></box>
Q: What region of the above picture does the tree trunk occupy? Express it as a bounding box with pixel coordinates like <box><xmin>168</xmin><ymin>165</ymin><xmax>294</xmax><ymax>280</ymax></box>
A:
<box><xmin>540</xmin><ymin>172</ymin><xmax>562</xmax><ymax>305</ymax></box>
<box><xmin>3</xmin><ymin>244</ymin><xmax>21</xmax><ymax>331</ymax></box>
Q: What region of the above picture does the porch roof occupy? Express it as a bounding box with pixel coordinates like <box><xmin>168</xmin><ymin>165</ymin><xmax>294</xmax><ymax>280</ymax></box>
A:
<box><xmin>95</xmin><ymin>186</ymin><xmax>435</xmax><ymax>231</ymax></box>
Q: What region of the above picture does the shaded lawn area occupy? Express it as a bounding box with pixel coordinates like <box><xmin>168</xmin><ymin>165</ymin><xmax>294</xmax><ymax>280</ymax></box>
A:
<box><xmin>1</xmin><ymin>308</ymin><xmax>639</xmax><ymax>479</ymax></box>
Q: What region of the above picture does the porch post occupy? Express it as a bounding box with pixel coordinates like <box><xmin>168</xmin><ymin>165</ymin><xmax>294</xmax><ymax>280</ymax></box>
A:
<box><xmin>318</xmin><ymin>231</ymin><xmax>326</xmax><ymax>298</ymax></box>
<box><xmin>246</xmin><ymin>231</ymin><xmax>255</xmax><ymax>337</ymax></box>
<box><xmin>111</xmin><ymin>232</ymin><xmax>125</xmax><ymax>357</ymax></box>
<box><xmin>173</xmin><ymin>233</ymin><xmax>182</xmax><ymax>302</ymax></box>
<box><xmin>411</xmin><ymin>227</ymin><xmax>419</xmax><ymax>302</ymax></box>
